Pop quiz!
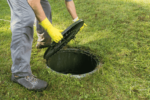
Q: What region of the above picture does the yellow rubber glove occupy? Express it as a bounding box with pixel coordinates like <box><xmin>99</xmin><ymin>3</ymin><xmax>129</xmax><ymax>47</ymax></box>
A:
<box><xmin>59</xmin><ymin>30</ymin><xmax>64</xmax><ymax>33</ymax></box>
<box><xmin>80</xmin><ymin>22</ymin><xmax>87</xmax><ymax>31</ymax></box>
<box><xmin>73</xmin><ymin>17</ymin><xmax>87</xmax><ymax>31</ymax></box>
<box><xmin>40</xmin><ymin>18</ymin><xmax>63</xmax><ymax>43</ymax></box>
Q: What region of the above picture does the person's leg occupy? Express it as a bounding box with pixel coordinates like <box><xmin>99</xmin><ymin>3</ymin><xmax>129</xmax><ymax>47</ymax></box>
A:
<box><xmin>36</xmin><ymin>0</ymin><xmax>52</xmax><ymax>48</ymax></box>
<box><xmin>7</xmin><ymin>0</ymin><xmax>34</xmax><ymax>77</ymax></box>
<box><xmin>7</xmin><ymin>0</ymin><xmax>47</xmax><ymax>91</ymax></box>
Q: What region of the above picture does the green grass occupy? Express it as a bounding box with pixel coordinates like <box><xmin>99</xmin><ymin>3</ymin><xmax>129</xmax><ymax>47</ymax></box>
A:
<box><xmin>1</xmin><ymin>0</ymin><xmax>150</xmax><ymax>99</ymax></box>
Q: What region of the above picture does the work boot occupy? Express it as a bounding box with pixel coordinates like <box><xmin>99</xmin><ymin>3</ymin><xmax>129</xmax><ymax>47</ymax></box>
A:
<box><xmin>36</xmin><ymin>41</ymin><xmax>51</xmax><ymax>49</ymax></box>
<box><xmin>11</xmin><ymin>74</ymin><xmax>48</xmax><ymax>91</ymax></box>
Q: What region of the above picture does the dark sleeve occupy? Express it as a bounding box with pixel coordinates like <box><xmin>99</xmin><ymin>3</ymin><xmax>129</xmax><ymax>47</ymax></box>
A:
<box><xmin>65</xmin><ymin>0</ymin><xmax>72</xmax><ymax>1</ymax></box>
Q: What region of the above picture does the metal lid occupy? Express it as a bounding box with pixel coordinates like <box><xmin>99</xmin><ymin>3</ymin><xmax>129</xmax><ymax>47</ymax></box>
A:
<box><xmin>44</xmin><ymin>19</ymin><xmax>84</xmax><ymax>59</ymax></box>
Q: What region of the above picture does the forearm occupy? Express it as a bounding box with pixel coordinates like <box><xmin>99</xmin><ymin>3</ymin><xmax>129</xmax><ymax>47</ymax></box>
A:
<box><xmin>65</xmin><ymin>0</ymin><xmax>78</xmax><ymax>19</ymax></box>
<box><xmin>27</xmin><ymin>0</ymin><xmax>46</xmax><ymax>22</ymax></box>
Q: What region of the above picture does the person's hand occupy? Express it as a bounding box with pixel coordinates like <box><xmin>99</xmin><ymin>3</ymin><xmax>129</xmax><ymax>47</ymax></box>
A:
<box><xmin>47</xmin><ymin>27</ymin><xmax>63</xmax><ymax>43</ymax></box>
<box><xmin>40</xmin><ymin>18</ymin><xmax>63</xmax><ymax>43</ymax></box>
<box><xmin>80</xmin><ymin>23</ymin><xmax>87</xmax><ymax>31</ymax></box>
<box><xmin>73</xmin><ymin>17</ymin><xmax>87</xmax><ymax>31</ymax></box>
<box><xmin>59</xmin><ymin>29</ymin><xmax>64</xmax><ymax>33</ymax></box>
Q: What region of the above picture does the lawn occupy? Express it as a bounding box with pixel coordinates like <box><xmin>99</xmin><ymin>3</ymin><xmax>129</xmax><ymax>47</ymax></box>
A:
<box><xmin>0</xmin><ymin>0</ymin><xmax>150</xmax><ymax>99</ymax></box>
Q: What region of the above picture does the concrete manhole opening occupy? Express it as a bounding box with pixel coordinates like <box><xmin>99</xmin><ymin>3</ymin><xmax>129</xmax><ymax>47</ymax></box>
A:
<box><xmin>46</xmin><ymin>48</ymin><xmax>100</xmax><ymax>78</ymax></box>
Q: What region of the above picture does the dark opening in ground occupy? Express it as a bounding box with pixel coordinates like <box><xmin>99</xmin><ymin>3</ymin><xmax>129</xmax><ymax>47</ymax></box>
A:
<box><xmin>46</xmin><ymin>48</ymin><xmax>99</xmax><ymax>75</ymax></box>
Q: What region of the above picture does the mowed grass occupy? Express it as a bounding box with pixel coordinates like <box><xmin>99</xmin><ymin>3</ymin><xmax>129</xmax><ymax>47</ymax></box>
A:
<box><xmin>1</xmin><ymin>0</ymin><xmax>150</xmax><ymax>99</ymax></box>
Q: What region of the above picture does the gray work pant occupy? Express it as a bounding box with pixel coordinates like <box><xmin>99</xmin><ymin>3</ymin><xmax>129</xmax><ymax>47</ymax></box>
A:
<box><xmin>7</xmin><ymin>0</ymin><xmax>52</xmax><ymax>77</ymax></box>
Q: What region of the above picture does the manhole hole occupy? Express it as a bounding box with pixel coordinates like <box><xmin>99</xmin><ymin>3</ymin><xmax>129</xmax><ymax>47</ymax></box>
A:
<box><xmin>46</xmin><ymin>48</ymin><xmax>101</xmax><ymax>78</ymax></box>
<box><xmin>44</xmin><ymin>20</ymin><xmax>102</xmax><ymax>78</ymax></box>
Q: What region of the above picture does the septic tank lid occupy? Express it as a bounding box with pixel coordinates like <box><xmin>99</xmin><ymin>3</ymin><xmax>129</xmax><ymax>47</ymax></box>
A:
<box><xmin>44</xmin><ymin>19</ymin><xmax>84</xmax><ymax>59</ymax></box>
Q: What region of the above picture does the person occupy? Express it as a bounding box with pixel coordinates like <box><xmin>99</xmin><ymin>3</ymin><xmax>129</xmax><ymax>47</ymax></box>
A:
<box><xmin>7</xmin><ymin>0</ymin><xmax>86</xmax><ymax>91</ymax></box>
